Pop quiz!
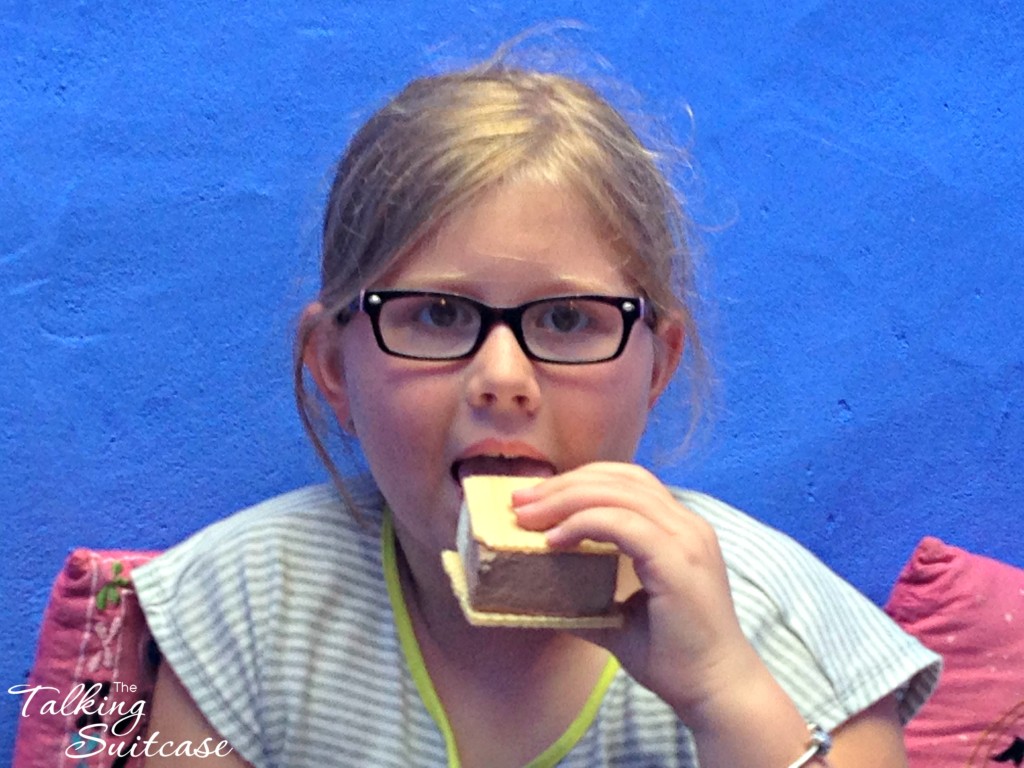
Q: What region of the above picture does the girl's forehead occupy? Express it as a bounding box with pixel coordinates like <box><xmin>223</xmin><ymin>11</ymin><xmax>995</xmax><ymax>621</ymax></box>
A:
<box><xmin>378</xmin><ymin>241</ymin><xmax>636</xmax><ymax>302</ymax></box>
<box><xmin>378</xmin><ymin>180</ymin><xmax>636</xmax><ymax>295</ymax></box>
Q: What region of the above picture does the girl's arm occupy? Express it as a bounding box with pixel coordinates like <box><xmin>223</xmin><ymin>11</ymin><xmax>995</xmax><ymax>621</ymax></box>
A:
<box><xmin>827</xmin><ymin>694</ymin><xmax>908</xmax><ymax>767</ymax></box>
<box><xmin>145</xmin><ymin>660</ymin><xmax>253</xmax><ymax>767</ymax></box>
<box><xmin>513</xmin><ymin>463</ymin><xmax>914</xmax><ymax>768</ymax></box>
<box><xmin>678</xmin><ymin>646</ymin><xmax>908</xmax><ymax>767</ymax></box>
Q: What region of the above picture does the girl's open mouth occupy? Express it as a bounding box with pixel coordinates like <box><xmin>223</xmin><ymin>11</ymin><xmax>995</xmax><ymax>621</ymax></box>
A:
<box><xmin>451</xmin><ymin>455</ymin><xmax>556</xmax><ymax>483</ymax></box>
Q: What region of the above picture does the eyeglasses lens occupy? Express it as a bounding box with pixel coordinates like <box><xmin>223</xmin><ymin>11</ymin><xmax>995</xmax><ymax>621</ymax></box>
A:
<box><xmin>520</xmin><ymin>299</ymin><xmax>624</xmax><ymax>362</ymax></box>
<box><xmin>378</xmin><ymin>294</ymin><xmax>481</xmax><ymax>359</ymax></box>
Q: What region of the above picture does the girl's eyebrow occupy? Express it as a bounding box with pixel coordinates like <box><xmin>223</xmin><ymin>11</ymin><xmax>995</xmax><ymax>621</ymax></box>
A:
<box><xmin>381</xmin><ymin>273</ymin><xmax>632</xmax><ymax>296</ymax></box>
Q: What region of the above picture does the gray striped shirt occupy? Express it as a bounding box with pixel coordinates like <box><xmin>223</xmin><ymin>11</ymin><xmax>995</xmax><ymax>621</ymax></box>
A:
<box><xmin>134</xmin><ymin>483</ymin><xmax>939</xmax><ymax>767</ymax></box>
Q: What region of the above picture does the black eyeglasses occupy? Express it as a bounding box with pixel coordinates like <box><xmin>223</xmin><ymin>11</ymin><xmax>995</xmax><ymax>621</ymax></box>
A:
<box><xmin>336</xmin><ymin>290</ymin><xmax>655</xmax><ymax>364</ymax></box>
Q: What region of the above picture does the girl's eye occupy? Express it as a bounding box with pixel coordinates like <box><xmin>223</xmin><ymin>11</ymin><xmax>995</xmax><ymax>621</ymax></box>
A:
<box><xmin>540</xmin><ymin>302</ymin><xmax>589</xmax><ymax>333</ymax></box>
<box><xmin>415</xmin><ymin>297</ymin><xmax>475</xmax><ymax>329</ymax></box>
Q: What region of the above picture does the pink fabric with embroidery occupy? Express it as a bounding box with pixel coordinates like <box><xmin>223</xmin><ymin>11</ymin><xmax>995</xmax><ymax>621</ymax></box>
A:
<box><xmin>885</xmin><ymin>536</ymin><xmax>1024</xmax><ymax>768</ymax></box>
<box><xmin>12</xmin><ymin>549</ymin><xmax>159</xmax><ymax>768</ymax></box>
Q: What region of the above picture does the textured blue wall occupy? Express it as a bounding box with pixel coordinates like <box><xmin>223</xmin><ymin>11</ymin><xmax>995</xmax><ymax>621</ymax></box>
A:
<box><xmin>3</xmin><ymin>0</ymin><xmax>1022</xmax><ymax>752</ymax></box>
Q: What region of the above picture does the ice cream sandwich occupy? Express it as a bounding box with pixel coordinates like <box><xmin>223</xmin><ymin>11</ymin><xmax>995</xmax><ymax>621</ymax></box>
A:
<box><xmin>441</xmin><ymin>475</ymin><xmax>623</xmax><ymax>628</ymax></box>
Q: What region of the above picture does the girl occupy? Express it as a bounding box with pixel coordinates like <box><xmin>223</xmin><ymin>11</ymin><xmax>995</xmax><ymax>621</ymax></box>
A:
<box><xmin>134</xmin><ymin>52</ymin><xmax>939</xmax><ymax>767</ymax></box>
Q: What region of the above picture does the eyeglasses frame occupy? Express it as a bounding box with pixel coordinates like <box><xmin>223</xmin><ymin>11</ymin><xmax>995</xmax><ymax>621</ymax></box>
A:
<box><xmin>336</xmin><ymin>289</ymin><xmax>656</xmax><ymax>364</ymax></box>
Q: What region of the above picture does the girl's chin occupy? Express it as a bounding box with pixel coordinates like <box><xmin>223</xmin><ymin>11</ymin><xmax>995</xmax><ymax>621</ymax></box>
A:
<box><xmin>392</xmin><ymin>493</ymin><xmax>462</xmax><ymax>550</ymax></box>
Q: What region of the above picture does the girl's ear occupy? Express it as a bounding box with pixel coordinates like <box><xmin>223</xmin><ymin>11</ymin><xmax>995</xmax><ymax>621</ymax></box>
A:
<box><xmin>647</xmin><ymin>315</ymin><xmax>685</xmax><ymax>410</ymax></box>
<box><xmin>301</xmin><ymin>302</ymin><xmax>354</xmax><ymax>431</ymax></box>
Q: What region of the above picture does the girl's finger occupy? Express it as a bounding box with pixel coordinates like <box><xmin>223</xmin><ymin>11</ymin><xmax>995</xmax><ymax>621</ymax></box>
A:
<box><xmin>515</xmin><ymin>479</ymin><xmax>694</xmax><ymax>534</ymax></box>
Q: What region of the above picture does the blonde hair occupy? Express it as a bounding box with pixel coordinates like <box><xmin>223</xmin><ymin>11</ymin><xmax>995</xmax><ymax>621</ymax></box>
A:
<box><xmin>294</xmin><ymin>54</ymin><xmax>710</xmax><ymax>510</ymax></box>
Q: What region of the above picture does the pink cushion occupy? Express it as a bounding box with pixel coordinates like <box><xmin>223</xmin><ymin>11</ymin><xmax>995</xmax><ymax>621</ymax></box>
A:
<box><xmin>885</xmin><ymin>536</ymin><xmax>1024</xmax><ymax>768</ymax></box>
<box><xmin>12</xmin><ymin>549</ymin><xmax>159</xmax><ymax>768</ymax></box>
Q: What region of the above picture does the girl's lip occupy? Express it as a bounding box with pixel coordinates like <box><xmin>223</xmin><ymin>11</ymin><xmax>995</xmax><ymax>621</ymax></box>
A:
<box><xmin>457</xmin><ymin>439</ymin><xmax>552</xmax><ymax>464</ymax></box>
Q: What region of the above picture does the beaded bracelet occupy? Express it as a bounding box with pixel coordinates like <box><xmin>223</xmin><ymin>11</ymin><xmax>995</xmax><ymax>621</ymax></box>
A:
<box><xmin>787</xmin><ymin>724</ymin><xmax>832</xmax><ymax>768</ymax></box>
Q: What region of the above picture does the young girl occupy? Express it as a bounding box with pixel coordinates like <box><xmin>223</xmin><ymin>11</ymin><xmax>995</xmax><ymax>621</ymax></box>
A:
<box><xmin>133</xmin><ymin>52</ymin><xmax>939</xmax><ymax>767</ymax></box>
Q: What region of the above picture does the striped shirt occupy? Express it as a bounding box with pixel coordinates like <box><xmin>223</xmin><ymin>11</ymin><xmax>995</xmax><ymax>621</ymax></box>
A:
<box><xmin>133</xmin><ymin>483</ymin><xmax>940</xmax><ymax>767</ymax></box>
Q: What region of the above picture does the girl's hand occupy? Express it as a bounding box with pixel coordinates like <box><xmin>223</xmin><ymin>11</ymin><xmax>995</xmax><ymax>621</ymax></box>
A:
<box><xmin>511</xmin><ymin>462</ymin><xmax>762</xmax><ymax>720</ymax></box>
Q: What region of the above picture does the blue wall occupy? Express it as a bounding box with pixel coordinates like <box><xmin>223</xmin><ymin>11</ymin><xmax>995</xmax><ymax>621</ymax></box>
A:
<box><xmin>3</xmin><ymin>0</ymin><xmax>1022</xmax><ymax>752</ymax></box>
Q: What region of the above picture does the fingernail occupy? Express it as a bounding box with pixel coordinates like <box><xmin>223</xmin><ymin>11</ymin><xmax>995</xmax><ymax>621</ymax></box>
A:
<box><xmin>545</xmin><ymin>526</ymin><xmax>568</xmax><ymax>547</ymax></box>
<box><xmin>513</xmin><ymin>501</ymin><xmax>538</xmax><ymax>519</ymax></box>
<box><xmin>511</xmin><ymin>488</ymin><xmax>538</xmax><ymax>506</ymax></box>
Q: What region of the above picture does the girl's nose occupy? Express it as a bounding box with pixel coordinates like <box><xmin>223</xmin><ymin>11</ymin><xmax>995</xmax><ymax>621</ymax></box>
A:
<box><xmin>464</xmin><ymin>324</ymin><xmax>541</xmax><ymax>415</ymax></box>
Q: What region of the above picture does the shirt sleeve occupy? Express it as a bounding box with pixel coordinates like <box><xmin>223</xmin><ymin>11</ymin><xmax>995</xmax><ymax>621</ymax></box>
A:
<box><xmin>133</xmin><ymin>508</ymin><xmax>280</xmax><ymax>766</ymax></box>
<box><xmin>676</xmin><ymin>490</ymin><xmax>941</xmax><ymax>729</ymax></box>
<box><xmin>132</xmin><ymin>485</ymin><xmax>363</xmax><ymax>767</ymax></box>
